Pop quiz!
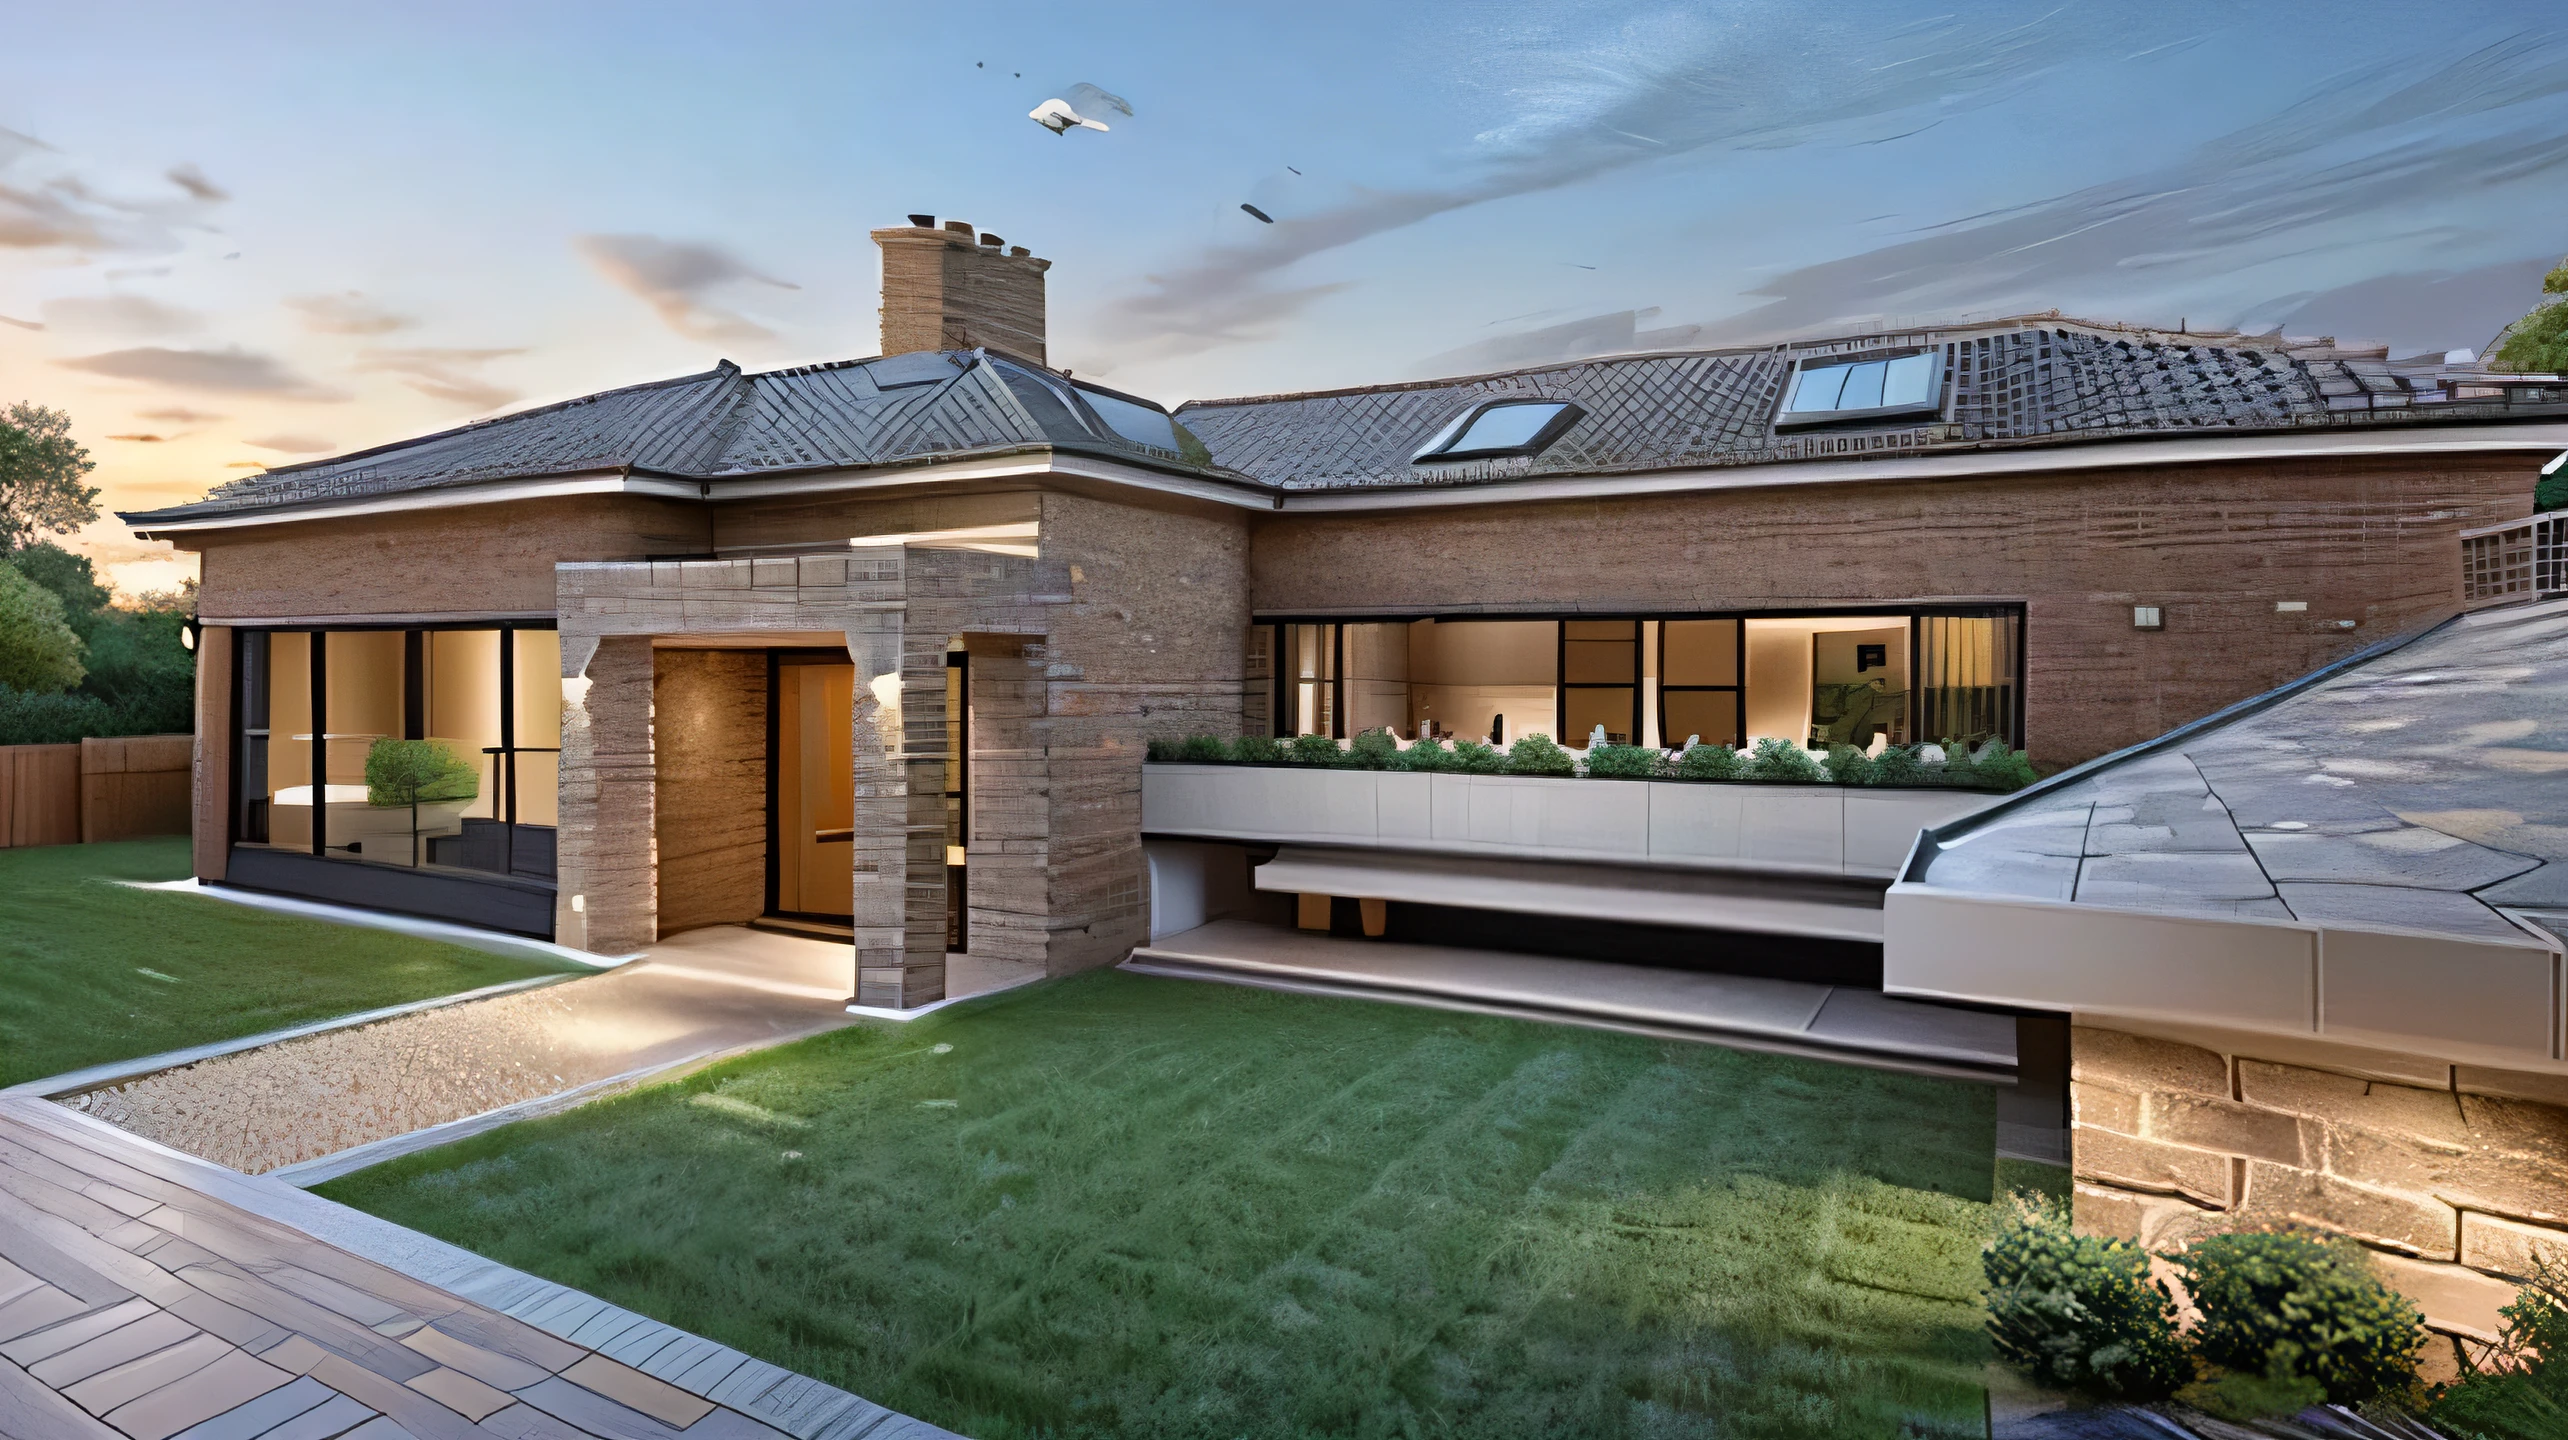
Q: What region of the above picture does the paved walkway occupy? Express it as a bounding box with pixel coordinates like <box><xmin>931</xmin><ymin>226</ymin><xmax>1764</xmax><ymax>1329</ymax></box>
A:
<box><xmin>1127</xmin><ymin>920</ymin><xmax>2018</xmax><ymax>1081</ymax></box>
<box><xmin>52</xmin><ymin>929</ymin><xmax>1041</xmax><ymax>1181</ymax></box>
<box><xmin>0</xmin><ymin>1094</ymin><xmax>954</xmax><ymax>1440</ymax></box>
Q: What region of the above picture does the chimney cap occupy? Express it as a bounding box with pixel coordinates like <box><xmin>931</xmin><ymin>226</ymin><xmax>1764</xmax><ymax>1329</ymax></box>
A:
<box><xmin>906</xmin><ymin>213</ymin><xmax>935</xmax><ymax>228</ymax></box>
<box><xmin>1009</xmin><ymin>246</ymin><xmax>1030</xmax><ymax>257</ymax></box>
<box><xmin>979</xmin><ymin>232</ymin><xmax>1003</xmax><ymax>249</ymax></box>
<box><xmin>942</xmin><ymin>220</ymin><xmax>974</xmax><ymax>235</ymax></box>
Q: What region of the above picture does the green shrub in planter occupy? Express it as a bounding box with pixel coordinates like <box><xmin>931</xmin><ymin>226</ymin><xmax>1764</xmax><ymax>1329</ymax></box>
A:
<box><xmin>1871</xmin><ymin>745</ymin><xmax>1923</xmax><ymax>785</ymax></box>
<box><xmin>2171</xmin><ymin>1230</ymin><xmax>2424</xmax><ymax>1405</ymax></box>
<box><xmin>1348</xmin><ymin>728</ymin><xmax>1400</xmax><ymax>769</ymax></box>
<box><xmin>1390</xmin><ymin>736</ymin><xmax>1453</xmax><ymax>771</ymax></box>
<box><xmin>1983</xmin><ymin>1193</ymin><xmax>2189</xmax><ymax>1401</ymax></box>
<box><xmin>1584</xmin><ymin>743</ymin><xmax>1662</xmax><ymax>778</ymax></box>
<box><xmin>1230</xmin><ymin>733</ymin><xmax>1282</xmax><ymax>763</ymax></box>
<box><xmin>1178</xmin><ymin>734</ymin><xmax>1229</xmax><ymax>763</ymax></box>
<box><xmin>1145</xmin><ymin>737</ymin><xmax>1182</xmax><ymax>761</ymax></box>
<box><xmin>1449</xmin><ymin>738</ymin><xmax>1507</xmax><ymax>775</ymax></box>
<box><xmin>2431</xmin><ymin>1250</ymin><xmax>2568</xmax><ymax>1440</ymax></box>
<box><xmin>1504</xmin><ymin>732</ymin><xmax>1574</xmax><ymax>776</ymax></box>
<box><xmin>1959</xmin><ymin>741</ymin><xmax>2039</xmax><ymax>792</ymax></box>
<box><xmin>1744</xmin><ymin>736</ymin><xmax>1826</xmax><ymax>783</ymax></box>
<box><xmin>1285</xmin><ymin>732</ymin><xmax>1346</xmax><ymax>766</ymax></box>
<box><xmin>1823</xmin><ymin>743</ymin><xmax>1876</xmax><ymax>785</ymax></box>
<box><xmin>1673</xmin><ymin>742</ymin><xmax>1741</xmax><ymax>780</ymax></box>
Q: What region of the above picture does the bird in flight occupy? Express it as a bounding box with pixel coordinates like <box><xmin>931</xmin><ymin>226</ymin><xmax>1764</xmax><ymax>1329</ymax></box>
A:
<box><xmin>1030</xmin><ymin>83</ymin><xmax>1132</xmax><ymax>135</ymax></box>
<box><xmin>1240</xmin><ymin>203</ymin><xmax>1275</xmax><ymax>224</ymax></box>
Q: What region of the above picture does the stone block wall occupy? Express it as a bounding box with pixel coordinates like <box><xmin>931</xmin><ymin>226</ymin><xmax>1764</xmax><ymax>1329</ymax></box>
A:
<box><xmin>652</xmin><ymin>649</ymin><xmax>767</xmax><ymax>936</ymax></box>
<box><xmin>2070</xmin><ymin>1024</ymin><xmax>2568</xmax><ymax>1359</ymax></box>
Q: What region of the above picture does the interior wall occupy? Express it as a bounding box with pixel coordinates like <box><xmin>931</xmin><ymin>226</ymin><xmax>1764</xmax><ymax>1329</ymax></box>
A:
<box><xmin>1743</xmin><ymin>617</ymin><xmax>1912</xmax><ymax>747</ymax></box>
<box><xmin>651</xmin><ymin>649</ymin><xmax>768</xmax><ymax>937</ymax></box>
<box><xmin>1410</xmin><ymin>619</ymin><xmax>1557</xmax><ymax>742</ymax></box>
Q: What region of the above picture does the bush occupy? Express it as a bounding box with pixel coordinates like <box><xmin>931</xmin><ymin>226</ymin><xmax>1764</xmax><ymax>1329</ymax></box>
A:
<box><xmin>1178</xmin><ymin>734</ymin><xmax>1229</xmax><ymax>763</ymax></box>
<box><xmin>1951</xmin><ymin>740</ymin><xmax>2039</xmax><ymax>793</ymax></box>
<box><xmin>364</xmin><ymin>737</ymin><xmax>479</xmax><ymax>808</ymax></box>
<box><xmin>1823</xmin><ymin>743</ymin><xmax>1876</xmax><ymax>785</ymax></box>
<box><xmin>1347</xmin><ymin>728</ymin><xmax>1400</xmax><ymax>769</ymax></box>
<box><xmin>1743</xmin><ymin>736</ymin><xmax>1826</xmax><ymax>783</ymax></box>
<box><xmin>1448</xmin><ymin>738</ymin><xmax>1506</xmax><ymax>774</ymax></box>
<box><xmin>1983</xmin><ymin>1193</ymin><xmax>2189</xmax><ymax>1401</ymax></box>
<box><xmin>1145</xmin><ymin>736</ymin><xmax>1183</xmax><ymax>761</ymax></box>
<box><xmin>1869</xmin><ymin>745</ymin><xmax>1923</xmax><ymax>785</ymax></box>
<box><xmin>2171</xmin><ymin>1230</ymin><xmax>2424</xmax><ymax>1405</ymax></box>
<box><xmin>1390</xmin><ymin>736</ymin><xmax>1453</xmax><ymax>772</ymax></box>
<box><xmin>2431</xmin><ymin>1250</ymin><xmax>2568</xmax><ymax>1440</ymax></box>
<box><xmin>1503</xmin><ymin>732</ymin><xmax>1574</xmax><ymax>776</ymax></box>
<box><xmin>1229</xmin><ymin>733</ymin><xmax>1282</xmax><ymax>763</ymax></box>
<box><xmin>0</xmin><ymin>561</ymin><xmax>84</xmax><ymax>693</ymax></box>
<box><xmin>1673</xmin><ymin>742</ymin><xmax>1742</xmax><ymax>780</ymax></box>
<box><xmin>1285</xmin><ymin>732</ymin><xmax>1345</xmax><ymax>766</ymax></box>
<box><xmin>1584</xmin><ymin>743</ymin><xmax>1662</xmax><ymax>779</ymax></box>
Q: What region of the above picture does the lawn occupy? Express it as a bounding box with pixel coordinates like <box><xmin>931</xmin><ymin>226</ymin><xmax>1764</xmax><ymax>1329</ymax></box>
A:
<box><xmin>321</xmin><ymin>969</ymin><xmax>2007</xmax><ymax>1439</ymax></box>
<box><xmin>0</xmin><ymin>838</ymin><xmax>588</xmax><ymax>1088</ymax></box>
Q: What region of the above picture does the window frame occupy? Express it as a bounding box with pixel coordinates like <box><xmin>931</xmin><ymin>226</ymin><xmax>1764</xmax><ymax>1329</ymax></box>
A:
<box><xmin>1555</xmin><ymin>619</ymin><xmax>1642</xmax><ymax>748</ymax></box>
<box><xmin>1411</xmin><ymin>399</ymin><xmax>1587</xmax><ymax>463</ymax></box>
<box><xmin>1774</xmin><ymin>348</ymin><xmax>1947</xmax><ymax>430</ymax></box>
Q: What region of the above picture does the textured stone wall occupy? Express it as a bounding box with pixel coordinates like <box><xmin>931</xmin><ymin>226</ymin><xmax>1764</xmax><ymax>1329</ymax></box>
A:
<box><xmin>555</xmin><ymin>634</ymin><xmax>657</xmax><ymax>955</ymax></box>
<box><xmin>873</xmin><ymin>224</ymin><xmax>1051</xmax><ymax>364</ymax></box>
<box><xmin>2070</xmin><ymin>1024</ymin><xmax>2568</xmax><ymax>1361</ymax></box>
<box><xmin>651</xmin><ymin>649</ymin><xmax>768</xmax><ymax>936</ymax></box>
<box><xmin>189</xmin><ymin>626</ymin><xmax>233</xmax><ymax>882</ymax></box>
<box><xmin>188</xmin><ymin>495</ymin><xmax>708</xmax><ymax>622</ymax></box>
<box><xmin>1248</xmin><ymin>452</ymin><xmax>2537</xmax><ymax>766</ymax></box>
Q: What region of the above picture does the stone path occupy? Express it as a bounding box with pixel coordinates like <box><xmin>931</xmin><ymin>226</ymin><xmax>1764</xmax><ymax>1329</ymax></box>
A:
<box><xmin>52</xmin><ymin>929</ymin><xmax>872</xmax><ymax>1177</ymax></box>
<box><xmin>0</xmin><ymin>1094</ymin><xmax>954</xmax><ymax>1439</ymax></box>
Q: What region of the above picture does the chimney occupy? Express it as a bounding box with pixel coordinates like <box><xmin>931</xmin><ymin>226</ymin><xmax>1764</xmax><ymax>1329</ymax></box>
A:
<box><xmin>873</xmin><ymin>215</ymin><xmax>1052</xmax><ymax>365</ymax></box>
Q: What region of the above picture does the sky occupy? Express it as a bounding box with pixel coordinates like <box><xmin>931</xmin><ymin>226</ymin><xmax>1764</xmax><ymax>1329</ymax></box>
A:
<box><xmin>4</xmin><ymin>0</ymin><xmax>2566</xmax><ymax>596</ymax></box>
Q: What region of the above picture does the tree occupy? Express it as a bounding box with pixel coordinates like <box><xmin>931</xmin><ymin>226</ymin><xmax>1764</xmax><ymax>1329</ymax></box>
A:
<box><xmin>7</xmin><ymin>541</ymin><xmax>112</xmax><ymax>638</ymax></box>
<box><xmin>0</xmin><ymin>404</ymin><xmax>101</xmax><ymax>553</ymax></box>
<box><xmin>0</xmin><ymin>560</ymin><xmax>86</xmax><ymax>692</ymax></box>
<box><xmin>364</xmin><ymin>738</ymin><xmax>479</xmax><ymax>866</ymax></box>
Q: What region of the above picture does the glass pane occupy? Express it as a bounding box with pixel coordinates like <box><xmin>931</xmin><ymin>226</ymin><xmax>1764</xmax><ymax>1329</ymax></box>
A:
<box><xmin>1078</xmin><ymin>387</ymin><xmax>1181</xmax><ymax>451</ymax></box>
<box><xmin>1835</xmin><ymin>360</ymin><xmax>1886</xmax><ymax>410</ymax></box>
<box><xmin>1812</xmin><ymin>623</ymin><xmax>1911</xmax><ymax>748</ymax></box>
<box><xmin>1661</xmin><ymin>620</ymin><xmax>1738</xmax><ymax>686</ymax></box>
<box><xmin>1244</xmin><ymin>625</ymin><xmax>1272</xmax><ymax>736</ymax></box>
<box><xmin>1448</xmin><ymin>402</ymin><xmax>1567</xmax><ymax>454</ymax></box>
<box><xmin>1663</xmin><ymin>691</ymin><xmax>1741</xmax><ymax>749</ymax></box>
<box><xmin>1286</xmin><ymin>623</ymin><xmax>1337</xmax><ymax>736</ymax></box>
<box><xmin>512</xmin><ymin>630</ymin><xmax>561</xmax><ymax>828</ymax></box>
<box><xmin>1563</xmin><ymin>687</ymin><xmax>1635</xmax><ymax>748</ymax></box>
<box><xmin>260</xmin><ymin>633</ymin><xmax>311</xmax><ymax>849</ymax></box>
<box><xmin>323</xmin><ymin>631</ymin><xmax>404</xmax><ymax>859</ymax></box>
<box><xmin>1787</xmin><ymin>364</ymin><xmax>1848</xmax><ymax>413</ymax></box>
<box><xmin>425</xmin><ymin>630</ymin><xmax>502</xmax><ymax>827</ymax></box>
<box><xmin>1344</xmin><ymin>622</ymin><xmax>1411</xmax><ymax>737</ymax></box>
<box><xmin>1918</xmin><ymin>614</ymin><xmax>2018</xmax><ymax>747</ymax></box>
<box><xmin>234</xmin><ymin>632</ymin><xmax>271</xmax><ymax>844</ymax></box>
<box><xmin>1406</xmin><ymin>620</ymin><xmax>1556</xmax><ymax>744</ymax></box>
<box><xmin>1881</xmin><ymin>351</ymin><xmax>1939</xmax><ymax>408</ymax></box>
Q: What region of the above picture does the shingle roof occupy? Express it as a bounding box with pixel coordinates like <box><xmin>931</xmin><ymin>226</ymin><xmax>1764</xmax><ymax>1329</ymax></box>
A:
<box><xmin>1910</xmin><ymin>596</ymin><xmax>2568</xmax><ymax>945</ymax></box>
<box><xmin>128</xmin><ymin>350</ymin><xmax>1204</xmax><ymax>522</ymax></box>
<box><xmin>1174</xmin><ymin>318</ymin><xmax>2543</xmax><ymax>491</ymax></box>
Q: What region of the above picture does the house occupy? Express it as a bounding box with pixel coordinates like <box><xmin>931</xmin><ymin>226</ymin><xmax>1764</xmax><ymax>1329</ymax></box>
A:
<box><xmin>120</xmin><ymin>219</ymin><xmax>2566</xmax><ymax>1033</ymax></box>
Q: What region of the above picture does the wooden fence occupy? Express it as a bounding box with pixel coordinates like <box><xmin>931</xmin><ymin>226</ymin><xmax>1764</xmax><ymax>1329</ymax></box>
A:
<box><xmin>0</xmin><ymin>735</ymin><xmax>192</xmax><ymax>849</ymax></box>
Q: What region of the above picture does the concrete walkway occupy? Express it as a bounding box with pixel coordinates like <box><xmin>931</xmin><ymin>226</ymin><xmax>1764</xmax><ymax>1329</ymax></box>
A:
<box><xmin>0</xmin><ymin>1093</ymin><xmax>955</xmax><ymax>1439</ymax></box>
<box><xmin>1127</xmin><ymin>920</ymin><xmax>2018</xmax><ymax>1081</ymax></box>
<box><xmin>53</xmin><ymin>928</ymin><xmax>1039</xmax><ymax>1182</ymax></box>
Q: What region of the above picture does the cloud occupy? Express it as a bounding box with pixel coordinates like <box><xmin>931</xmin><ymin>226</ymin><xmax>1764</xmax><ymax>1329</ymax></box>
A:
<box><xmin>164</xmin><ymin>164</ymin><xmax>227</xmax><ymax>203</ymax></box>
<box><xmin>1703</xmin><ymin>30</ymin><xmax>2568</xmax><ymax>348</ymax></box>
<box><xmin>1101</xmin><ymin>4</ymin><xmax>2158</xmax><ymax>358</ymax></box>
<box><xmin>574</xmin><ymin>233</ymin><xmax>798</xmax><ymax>341</ymax></box>
<box><xmin>285</xmin><ymin>291</ymin><xmax>412</xmax><ymax>335</ymax></box>
<box><xmin>41</xmin><ymin>293</ymin><xmax>201</xmax><ymax>338</ymax></box>
<box><xmin>58</xmin><ymin>346</ymin><xmax>349</xmax><ymax>400</ymax></box>
<box><xmin>105</xmin><ymin>432</ymin><xmax>173</xmax><ymax>442</ymax></box>
<box><xmin>353</xmin><ymin>346</ymin><xmax>526</xmax><ymax>410</ymax></box>
<box><xmin>138</xmin><ymin>405</ymin><xmax>223</xmax><ymax>423</ymax></box>
<box><xmin>243</xmin><ymin>433</ymin><xmax>337</xmax><ymax>454</ymax></box>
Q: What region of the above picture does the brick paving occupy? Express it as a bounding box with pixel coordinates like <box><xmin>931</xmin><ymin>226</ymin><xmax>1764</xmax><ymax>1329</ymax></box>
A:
<box><xmin>0</xmin><ymin>1095</ymin><xmax>951</xmax><ymax>1440</ymax></box>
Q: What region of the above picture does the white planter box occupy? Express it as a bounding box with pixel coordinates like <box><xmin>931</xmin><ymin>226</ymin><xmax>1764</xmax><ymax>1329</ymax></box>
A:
<box><xmin>1141</xmin><ymin>764</ymin><xmax>1999</xmax><ymax>880</ymax></box>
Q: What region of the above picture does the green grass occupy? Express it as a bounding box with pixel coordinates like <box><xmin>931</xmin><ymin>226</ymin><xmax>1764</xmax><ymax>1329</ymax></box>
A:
<box><xmin>0</xmin><ymin>838</ymin><xmax>587</xmax><ymax>1087</ymax></box>
<box><xmin>321</xmin><ymin>969</ymin><xmax>2005</xmax><ymax>1439</ymax></box>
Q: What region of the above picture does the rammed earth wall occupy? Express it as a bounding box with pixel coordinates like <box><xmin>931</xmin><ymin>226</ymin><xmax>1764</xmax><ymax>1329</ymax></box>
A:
<box><xmin>2069</xmin><ymin>1024</ymin><xmax>2568</xmax><ymax>1367</ymax></box>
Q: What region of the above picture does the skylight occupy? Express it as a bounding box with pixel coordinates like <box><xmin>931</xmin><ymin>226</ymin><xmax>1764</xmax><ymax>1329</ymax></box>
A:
<box><xmin>1413</xmin><ymin>400</ymin><xmax>1583</xmax><ymax>462</ymax></box>
<box><xmin>1076</xmin><ymin>385</ymin><xmax>1181</xmax><ymax>452</ymax></box>
<box><xmin>1778</xmin><ymin>351</ymin><xmax>1941</xmax><ymax>425</ymax></box>
<box><xmin>864</xmin><ymin>352</ymin><xmax>961</xmax><ymax>390</ymax></box>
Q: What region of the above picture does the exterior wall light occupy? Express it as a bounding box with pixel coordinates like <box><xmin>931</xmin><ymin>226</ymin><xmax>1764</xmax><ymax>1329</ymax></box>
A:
<box><xmin>2275</xmin><ymin>600</ymin><xmax>2309</xmax><ymax>612</ymax></box>
<box><xmin>2132</xmin><ymin>605</ymin><xmax>2163</xmax><ymax>630</ymax></box>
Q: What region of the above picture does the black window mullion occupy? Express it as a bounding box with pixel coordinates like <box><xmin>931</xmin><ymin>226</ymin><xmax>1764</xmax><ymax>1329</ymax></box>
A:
<box><xmin>309</xmin><ymin>632</ymin><xmax>326</xmax><ymax>857</ymax></box>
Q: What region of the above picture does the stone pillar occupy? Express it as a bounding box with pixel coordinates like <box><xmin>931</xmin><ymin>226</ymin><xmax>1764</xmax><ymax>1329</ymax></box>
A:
<box><xmin>846</xmin><ymin>545</ymin><xmax>948</xmax><ymax>1007</ymax></box>
<box><xmin>557</xmin><ymin>633</ymin><xmax>656</xmax><ymax>954</ymax></box>
<box><xmin>191</xmin><ymin>625</ymin><xmax>233</xmax><ymax>882</ymax></box>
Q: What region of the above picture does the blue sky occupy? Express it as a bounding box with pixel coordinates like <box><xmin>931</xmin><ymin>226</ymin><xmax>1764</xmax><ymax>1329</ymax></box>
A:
<box><xmin>4</xmin><ymin>1</ymin><xmax>2565</xmax><ymax>591</ymax></box>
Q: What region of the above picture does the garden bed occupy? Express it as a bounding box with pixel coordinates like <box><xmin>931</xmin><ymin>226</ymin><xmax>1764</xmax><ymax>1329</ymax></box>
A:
<box><xmin>1147</xmin><ymin>729</ymin><xmax>2038</xmax><ymax>793</ymax></box>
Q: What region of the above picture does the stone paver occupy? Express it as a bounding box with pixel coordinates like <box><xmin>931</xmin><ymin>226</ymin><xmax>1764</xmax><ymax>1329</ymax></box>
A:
<box><xmin>54</xmin><ymin>929</ymin><xmax>862</xmax><ymax>1175</ymax></box>
<box><xmin>0</xmin><ymin>1094</ymin><xmax>957</xmax><ymax>1439</ymax></box>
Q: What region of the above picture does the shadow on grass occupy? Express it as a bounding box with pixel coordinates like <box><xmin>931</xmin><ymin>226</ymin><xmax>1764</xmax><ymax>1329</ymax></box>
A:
<box><xmin>321</xmin><ymin>968</ymin><xmax>2002</xmax><ymax>1439</ymax></box>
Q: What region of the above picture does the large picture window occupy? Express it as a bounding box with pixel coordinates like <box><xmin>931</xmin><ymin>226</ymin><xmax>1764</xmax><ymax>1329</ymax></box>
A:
<box><xmin>232</xmin><ymin>623</ymin><xmax>561</xmax><ymax>880</ymax></box>
<box><xmin>1261</xmin><ymin>606</ymin><xmax>2021</xmax><ymax>752</ymax></box>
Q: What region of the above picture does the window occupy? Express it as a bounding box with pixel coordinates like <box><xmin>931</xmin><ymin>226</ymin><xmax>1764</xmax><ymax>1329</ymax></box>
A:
<box><xmin>1778</xmin><ymin>350</ymin><xmax>1941</xmax><ymax>426</ymax></box>
<box><xmin>1558</xmin><ymin>620</ymin><xmax>1639</xmax><ymax>746</ymax></box>
<box><xmin>864</xmin><ymin>352</ymin><xmax>960</xmax><ymax>389</ymax></box>
<box><xmin>1075</xmin><ymin>385</ymin><xmax>1182</xmax><ymax>452</ymax></box>
<box><xmin>1658</xmin><ymin>619</ymin><xmax>1741</xmax><ymax>749</ymax></box>
<box><xmin>1412</xmin><ymin>400</ymin><xmax>1583</xmax><ymax>462</ymax></box>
